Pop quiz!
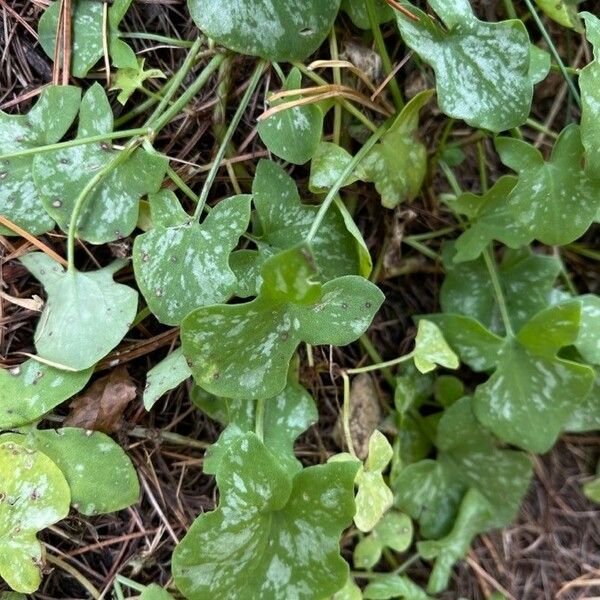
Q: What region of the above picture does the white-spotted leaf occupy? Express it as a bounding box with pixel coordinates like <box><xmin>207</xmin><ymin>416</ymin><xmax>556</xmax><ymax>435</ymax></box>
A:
<box><xmin>172</xmin><ymin>433</ymin><xmax>358</xmax><ymax>600</ymax></box>
<box><xmin>308</xmin><ymin>142</ymin><xmax>357</xmax><ymax>194</ymax></box>
<box><xmin>21</xmin><ymin>253</ymin><xmax>138</xmax><ymax>371</ymax></box>
<box><xmin>341</xmin><ymin>0</ymin><xmax>393</xmax><ymax>29</ymax></box>
<box><xmin>133</xmin><ymin>191</ymin><xmax>251</xmax><ymax>325</ymax></box>
<box><xmin>143</xmin><ymin>348</ymin><xmax>192</xmax><ymax>410</ymax></box>
<box><xmin>580</xmin><ymin>13</ymin><xmax>600</xmax><ymax>176</ymax></box>
<box><xmin>363</xmin><ymin>574</ymin><xmax>433</xmax><ymax>600</ymax></box>
<box><xmin>0</xmin><ymin>86</ymin><xmax>80</xmax><ymax>236</ymax></box>
<box><xmin>0</xmin><ymin>442</ymin><xmax>70</xmax><ymax>593</ymax></box>
<box><xmin>187</xmin><ymin>0</ymin><xmax>341</xmax><ymax>61</ymax></box>
<box><xmin>413</xmin><ymin>319</ymin><xmax>459</xmax><ymax>373</ymax></box>
<box><xmin>33</xmin><ymin>84</ymin><xmax>168</xmax><ymax>244</ymax></box>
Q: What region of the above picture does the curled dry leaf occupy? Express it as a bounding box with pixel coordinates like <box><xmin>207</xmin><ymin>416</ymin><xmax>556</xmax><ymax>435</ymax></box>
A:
<box><xmin>65</xmin><ymin>366</ymin><xmax>137</xmax><ymax>433</ymax></box>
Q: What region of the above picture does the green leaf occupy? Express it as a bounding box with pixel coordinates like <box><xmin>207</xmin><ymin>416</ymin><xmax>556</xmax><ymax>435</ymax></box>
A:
<box><xmin>354</xmin><ymin>431</ymin><xmax>394</xmax><ymax>532</ymax></box>
<box><xmin>9</xmin><ymin>428</ymin><xmax>139</xmax><ymax>516</ymax></box>
<box><xmin>172</xmin><ymin>433</ymin><xmax>358</xmax><ymax>600</ymax></box>
<box><xmin>308</xmin><ymin>142</ymin><xmax>357</xmax><ymax>194</ymax></box>
<box><xmin>140</xmin><ymin>585</ymin><xmax>176</xmax><ymax>600</ymax></box>
<box><xmin>565</xmin><ymin>371</ymin><xmax>600</xmax><ymax>432</ymax></box>
<box><xmin>182</xmin><ymin>246</ymin><xmax>384</xmax><ymax>399</ymax></box>
<box><xmin>363</xmin><ymin>574</ymin><xmax>433</xmax><ymax>600</ymax></box>
<box><xmin>21</xmin><ymin>253</ymin><xmax>138</xmax><ymax>371</ymax></box>
<box><xmin>0</xmin><ymin>86</ymin><xmax>80</xmax><ymax>236</ymax></box>
<box><xmin>355</xmin><ymin>90</ymin><xmax>433</xmax><ymax>208</ymax></box>
<box><xmin>413</xmin><ymin>319</ymin><xmax>459</xmax><ymax>374</ymax></box>
<box><xmin>0</xmin><ymin>359</ymin><xmax>92</xmax><ymax>428</ymax></box>
<box><xmin>353</xmin><ymin>534</ymin><xmax>382</xmax><ymax>570</ymax></box>
<box><xmin>38</xmin><ymin>0</ymin><xmax>136</xmax><ymax>77</ymax></box>
<box><xmin>395</xmin><ymin>0</ymin><xmax>533</xmax><ymax>131</ymax></box>
<box><xmin>257</xmin><ymin>68</ymin><xmax>323</xmax><ymax>164</ymax></box>
<box><xmin>584</xmin><ymin>460</ymin><xmax>600</xmax><ymax>504</ymax></box>
<box><xmin>133</xmin><ymin>192</ymin><xmax>251</xmax><ymax>324</ymax></box>
<box><xmin>375</xmin><ymin>511</ymin><xmax>413</xmax><ymax>553</ymax></box>
<box><xmin>0</xmin><ymin>442</ymin><xmax>70</xmax><ymax>593</ymax></box>
<box><xmin>33</xmin><ymin>84</ymin><xmax>168</xmax><ymax>244</ymax></box>
<box><xmin>187</xmin><ymin>0</ymin><xmax>341</xmax><ymax>61</ymax></box>
<box><xmin>580</xmin><ymin>12</ymin><xmax>600</xmax><ymax>175</ymax></box>
<box><xmin>333</xmin><ymin>576</ymin><xmax>363</xmax><ymax>600</ymax></box>
<box><xmin>441</xmin><ymin>244</ymin><xmax>562</xmax><ymax>334</ymax></box>
<box><xmin>253</xmin><ymin>159</ymin><xmax>371</xmax><ymax>279</ymax></box>
<box><xmin>575</xmin><ymin>294</ymin><xmax>600</xmax><ymax>365</ymax></box>
<box><xmin>473</xmin><ymin>303</ymin><xmax>595</xmax><ymax>452</ymax></box>
<box><xmin>394</xmin><ymin>397</ymin><xmax>532</xmax><ymax>538</ymax></box>
<box><xmin>534</xmin><ymin>0</ymin><xmax>581</xmax><ymax>29</ymax></box>
<box><xmin>143</xmin><ymin>348</ymin><xmax>192</xmax><ymax>410</ymax></box>
<box><xmin>417</xmin><ymin>489</ymin><xmax>492</xmax><ymax>594</ymax></box>
<box><xmin>494</xmin><ymin>124</ymin><xmax>600</xmax><ymax>246</ymax></box>
<box><xmin>340</xmin><ymin>0</ymin><xmax>393</xmax><ymax>29</ymax></box>
<box><xmin>201</xmin><ymin>370</ymin><xmax>317</xmax><ymax>475</ymax></box>
<box><xmin>111</xmin><ymin>58</ymin><xmax>166</xmax><ymax>105</ymax></box>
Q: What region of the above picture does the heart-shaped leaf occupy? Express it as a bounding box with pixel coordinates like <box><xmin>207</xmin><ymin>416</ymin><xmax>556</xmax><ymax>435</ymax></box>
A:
<box><xmin>0</xmin><ymin>442</ymin><xmax>70</xmax><ymax>593</ymax></box>
<box><xmin>575</xmin><ymin>295</ymin><xmax>600</xmax><ymax>365</ymax></box>
<box><xmin>441</xmin><ymin>244</ymin><xmax>561</xmax><ymax>334</ymax></box>
<box><xmin>257</xmin><ymin>68</ymin><xmax>324</xmax><ymax>165</ymax></box>
<box><xmin>253</xmin><ymin>159</ymin><xmax>371</xmax><ymax>281</ymax></box>
<box><xmin>21</xmin><ymin>252</ymin><xmax>138</xmax><ymax>371</ymax></box>
<box><xmin>7</xmin><ymin>428</ymin><xmax>139</xmax><ymax>516</ymax></box>
<box><xmin>197</xmin><ymin>369</ymin><xmax>317</xmax><ymax>475</ymax></box>
<box><xmin>340</xmin><ymin>0</ymin><xmax>393</xmax><ymax>29</ymax></box>
<box><xmin>428</xmin><ymin>302</ymin><xmax>595</xmax><ymax>453</ymax></box>
<box><xmin>172</xmin><ymin>433</ymin><xmax>358</xmax><ymax>600</ymax></box>
<box><xmin>413</xmin><ymin>319</ymin><xmax>459</xmax><ymax>374</ymax></box>
<box><xmin>33</xmin><ymin>84</ymin><xmax>168</xmax><ymax>244</ymax></box>
<box><xmin>308</xmin><ymin>142</ymin><xmax>357</xmax><ymax>194</ymax></box>
<box><xmin>133</xmin><ymin>191</ymin><xmax>251</xmax><ymax>324</ymax></box>
<box><xmin>0</xmin><ymin>86</ymin><xmax>80</xmax><ymax>236</ymax></box>
<box><xmin>38</xmin><ymin>0</ymin><xmax>137</xmax><ymax>77</ymax></box>
<box><xmin>395</xmin><ymin>0</ymin><xmax>533</xmax><ymax>131</ymax></box>
<box><xmin>494</xmin><ymin>124</ymin><xmax>600</xmax><ymax>246</ymax></box>
<box><xmin>140</xmin><ymin>585</ymin><xmax>176</xmax><ymax>600</ymax></box>
<box><xmin>182</xmin><ymin>245</ymin><xmax>384</xmax><ymax>400</ymax></box>
<box><xmin>417</xmin><ymin>488</ymin><xmax>492</xmax><ymax>594</ymax></box>
<box><xmin>0</xmin><ymin>359</ymin><xmax>92</xmax><ymax>428</ymax></box>
<box><xmin>356</xmin><ymin>90</ymin><xmax>433</xmax><ymax>208</ymax></box>
<box><xmin>581</xmin><ymin>13</ymin><xmax>600</xmax><ymax>177</ymax></box>
<box><xmin>143</xmin><ymin>348</ymin><xmax>192</xmax><ymax>410</ymax></box>
<box><xmin>394</xmin><ymin>397</ymin><xmax>532</xmax><ymax>538</ymax></box>
<box><xmin>363</xmin><ymin>574</ymin><xmax>433</xmax><ymax>600</ymax></box>
<box><xmin>187</xmin><ymin>0</ymin><xmax>341</xmax><ymax>61</ymax></box>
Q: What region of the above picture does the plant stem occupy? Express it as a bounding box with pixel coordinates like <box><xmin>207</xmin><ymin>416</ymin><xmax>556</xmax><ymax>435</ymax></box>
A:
<box><xmin>346</xmin><ymin>352</ymin><xmax>413</xmax><ymax>375</ymax></box>
<box><xmin>45</xmin><ymin>554</ymin><xmax>101</xmax><ymax>599</ymax></box>
<box><xmin>403</xmin><ymin>238</ymin><xmax>440</xmax><ymax>260</ymax></box>
<box><xmin>341</xmin><ymin>371</ymin><xmax>357</xmax><ymax>457</ymax></box>
<box><xmin>67</xmin><ymin>141</ymin><xmax>138</xmax><ymax>271</ymax></box>
<box><xmin>365</xmin><ymin>0</ymin><xmax>404</xmax><ymax>110</ymax></box>
<box><xmin>193</xmin><ymin>59</ymin><xmax>266</xmax><ymax>220</ymax></box>
<box><xmin>522</xmin><ymin>0</ymin><xmax>581</xmax><ymax>107</ymax></box>
<box><xmin>476</xmin><ymin>140</ymin><xmax>488</xmax><ymax>193</ymax></box>
<box><xmin>119</xmin><ymin>32</ymin><xmax>196</xmax><ymax>47</ymax></box>
<box><xmin>115</xmin><ymin>575</ymin><xmax>146</xmax><ymax>593</ymax></box>
<box><xmin>145</xmin><ymin>37</ymin><xmax>204</xmax><ymax>125</ymax></box>
<box><xmin>0</xmin><ymin>127</ymin><xmax>151</xmax><ymax>161</ymax></box>
<box><xmin>149</xmin><ymin>53</ymin><xmax>226</xmax><ymax>135</ymax></box>
<box><xmin>329</xmin><ymin>29</ymin><xmax>343</xmax><ymax>145</ymax></box>
<box><xmin>255</xmin><ymin>396</ymin><xmax>266</xmax><ymax>441</ymax></box>
<box><xmin>128</xmin><ymin>427</ymin><xmax>210</xmax><ymax>449</ymax></box>
<box><xmin>167</xmin><ymin>166</ymin><xmax>199</xmax><ymax>203</ymax></box>
<box><xmin>502</xmin><ymin>0</ymin><xmax>517</xmax><ymax>19</ymax></box>
<box><xmin>360</xmin><ymin>334</ymin><xmax>395</xmax><ymax>386</ymax></box>
<box><xmin>306</xmin><ymin>120</ymin><xmax>390</xmax><ymax>243</ymax></box>
<box><xmin>483</xmin><ymin>247</ymin><xmax>514</xmax><ymax>336</ymax></box>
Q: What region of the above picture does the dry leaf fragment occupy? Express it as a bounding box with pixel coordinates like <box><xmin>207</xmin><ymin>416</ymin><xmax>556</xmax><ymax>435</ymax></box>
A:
<box><xmin>65</xmin><ymin>366</ymin><xmax>136</xmax><ymax>433</ymax></box>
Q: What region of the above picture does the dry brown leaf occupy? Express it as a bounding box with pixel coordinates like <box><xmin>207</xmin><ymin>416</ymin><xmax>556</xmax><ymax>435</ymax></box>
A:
<box><xmin>65</xmin><ymin>366</ymin><xmax>137</xmax><ymax>433</ymax></box>
<box><xmin>335</xmin><ymin>373</ymin><xmax>383</xmax><ymax>459</ymax></box>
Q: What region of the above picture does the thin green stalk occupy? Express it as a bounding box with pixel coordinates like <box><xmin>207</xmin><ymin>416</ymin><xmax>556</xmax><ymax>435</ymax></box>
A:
<box><xmin>145</xmin><ymin>37</ymin><xmax>204</xmax><ymax>125</ymax></box>
<box><xmin>119</xmin><ymin>32</ymin><xmax>196</xmax><ymax>47</ymax></box>
<box><xmin>255</xmin><ymin>396</ymin><xmax>266</xmax><ymax>441</ymax></box>
<box><xmin>483</xmin><ymin>247</ymin><xmax>514</xmax><ymax>336</ymax></box>
<box><xmin>293</xmin><ymin>61</ymin><xmax>379</xmax><ymax>132</ymax></box>
<box><xmin>128</xmin><ymin>427</ymin><xmax>210</xmax><ymax>449</ymax></box>
<box><xmin>346</xmin><ymin>352</ymin><xmax>413</xmax><ymax>375</ymax></box>
<box><xmin>365</xmin><ymin>0</ymin><xmax>404</xmax><ymax>110</ymax></box>
<box><xmin>150</xmin><ymin>53</ymin><xmax>226</xmax><ymax>134</ymax></box>
<box><xmin>329</xmin><ymin>29</ymin><xmax>343</xmax><ymax>145</ymax></box>
<box><xmin>115</xmin><ymin>575</ymin><xmax>146</xmax><ymax>593</ymax></box>
<box><xmin>476</xmin><ymin>140</ymin><xmax>488</xmax><ymax>193</ymax></box>
<box><xmin>306</xmin><ymin>120</ymin><xmax>390</xmax><ymax>243</ymax></box>
<box><xmin>403</xmin><ymin>238</ymin><xmax>440</xmax><ymax>260</ymax></box>
<box><xmin>67</xmin><ymin>141</ymin><xmax>139</xmax><ymax>271</ymax></box>
<box><xmin>503</xmin><ymin>0</ymin><xmax>517</xmax><ymax>19</ymax></box>
<box><xmin>115</xmin><ymin>78</ymin><xmax>177</xmax><ymax>127</ymax></box>
<box><xmin>341</xmin><ymin>371</ymin><xmax>357</xmax><ymax>457</ymax></box>
<box><xmin>404</xmin><ymin>226</ymin><xmax>455</xmax><ymax>242</ymax></box>
<box><xmin>525</xmin><ymin>118</ymin><xmax>558</xmax><ymax>138</ymax></box>
<box><xmin>522</xmin><ymin>0</ymin><xmax>581</xmax><ymax>107</ymax></box>
<box><xmin>193</xmin><ymin>60</ymin><xmax>266</xmax><ymax>219</ymax></box>
<box><xmin>0</xmin><ymin>127</ymin><xmax>151</xmax><ymax>161</ymax></box>
<box><xmin>113</xmin><ymin>578</ymin><xmax>126</xmax><ymax>600</ymax></box>
<box><xmin>566</xmin><ymin>243</ymin><xmax>600</xmax><ymax>261</ymax></box>
<box><xmin>360</xmin><ymin>335</ymin><xmax>395</xmax><ymax>386</ymax></box>
<box><xmin>45</xmin><ymin>554</ymin><xmax>101</xmax><ymax>599</ymax></box>
<box><xmin>167</xmin><ymin>165</ymin><xmax>199</xmax><ymax>203</ymax></box>
<box><xmin>439</xmin><ymin>161</ymin><xmax>462</xmax><ymax>196</ymax></box>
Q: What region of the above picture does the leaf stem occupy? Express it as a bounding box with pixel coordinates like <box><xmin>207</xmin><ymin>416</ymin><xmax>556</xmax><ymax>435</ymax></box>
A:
<box><xmin>483</xmin><ymin>247</ymin><xmax>514</xmax><ymax>336</ymax></box>
<box><xmin>365</xmin><ymin>0</ymin><xmax>404</xmax><ymax>110</ymax></box>
<box><xmin>341</xmin><ymin>371</ymin><xmax>358</xmax><ymax>458</ymax></box>
<box><xmin>306</xmin><ymin>120</ymin><xmax>390</xmax><ymax>243</ymax></box>
<box><xmin>45</xmin><ymin>554</ymin><xmax>101</xmax><ymax>599</ymax></box>
<box><xmin>0</xmin><ymin>127</ymin><xmax>151</xmax><ymax>161</ymax></box>
<box><xmin>346</xmin><ymin>352</ymin><xmax>413</xmax><ymax>375</ymax></box>
<box><xmin>329</xmin><ymin>29</ymin><xmax>343</xmax><ymax>145</ymax></box>
<box><xmin>360</xmin><ymin>334</ymin><xmax>395</xmax><ymax>386</ymax></box>
<box><xmin>522</xmin><ymin>0</ymin><xmax>581</xmax><ymax>107</ymax></box>
<box><xmin>118</xmin><ymin>32</ymin><xmax>197</xmax><ymax>47</ymax></box>
<box><xmin>193</xmin><ymin>60</ymin><xmax>267</xmax><ymax>220</ymax></box>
